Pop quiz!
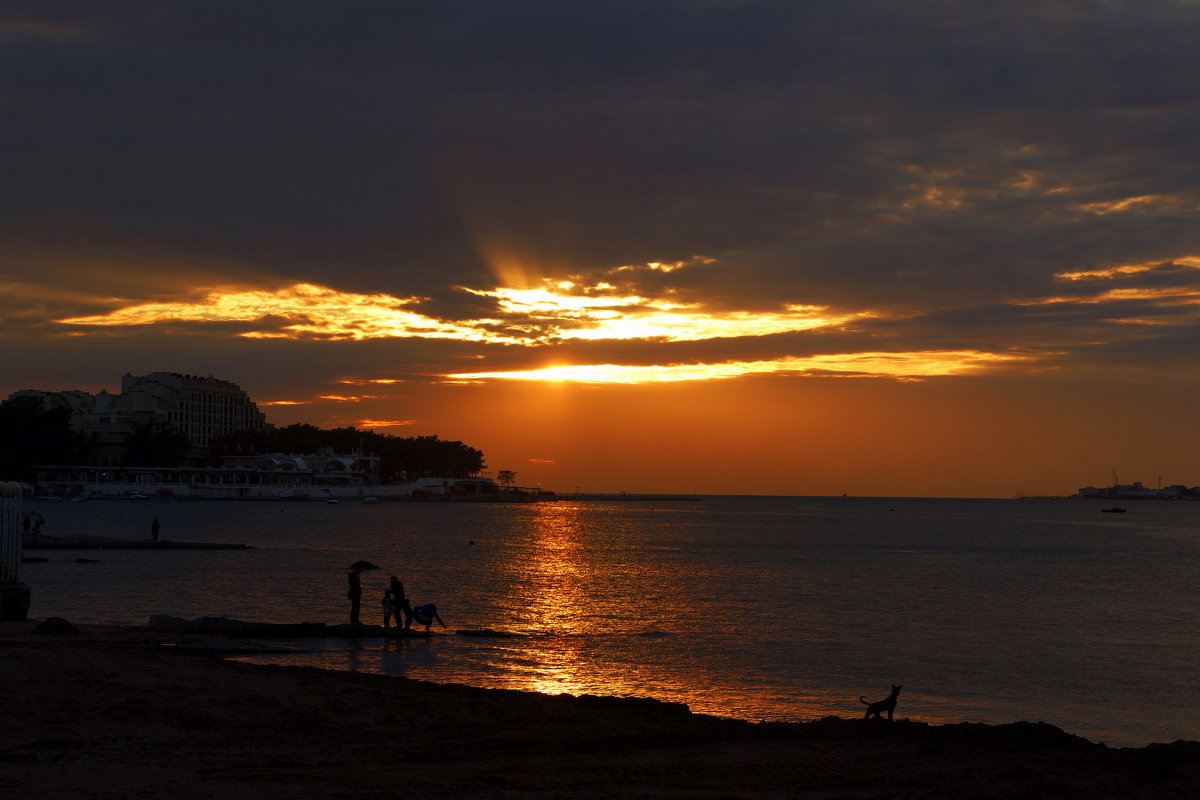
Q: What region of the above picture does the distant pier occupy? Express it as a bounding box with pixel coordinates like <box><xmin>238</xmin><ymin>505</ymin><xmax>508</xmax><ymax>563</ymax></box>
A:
<box><xmin>566</xmin><ymin>493</ymin><xmax>703</xmax><ymax>501</ymax></box>
<box><xmin>23</xmin><ymin>534</ymin><xmax>251</xmax><ymax>550</ymax></box>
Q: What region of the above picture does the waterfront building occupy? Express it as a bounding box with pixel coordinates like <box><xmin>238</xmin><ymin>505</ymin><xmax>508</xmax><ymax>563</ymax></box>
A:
<box><xmin>1075</xmin><ymin>481</ymin><xmax>1195</xmax><ymax>499</ymax></box>
<box><xmin>8</xmin><ymin>372</ymin><xmax>269</xmax><ymax>463</ymax></box>
<box><xmin>119</xmin><ymin>372</ymin><xmax>269</xmax><ymax>452</ymax></box>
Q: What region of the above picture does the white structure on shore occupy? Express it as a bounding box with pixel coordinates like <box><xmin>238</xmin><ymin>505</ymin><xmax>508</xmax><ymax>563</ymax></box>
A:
<box><xmin>32</xmin><ymin>459</ymin><xmax>544</xmax><ymax>501</ymax></box>
<box><xmin>1075</xmin><ymin>481</ymin><xmax>1192</xmax><ymax>499</ymax></box>
<box><xmin>10</xmin><ymin>372</ymin><xmax>269</xmax><ymax>462</ymax></box>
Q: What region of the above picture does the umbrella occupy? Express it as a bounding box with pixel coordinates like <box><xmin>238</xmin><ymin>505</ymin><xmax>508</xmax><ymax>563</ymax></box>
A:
<box><xmin>348</xmin><ymin>560</ymin><xmax>380</xmax><ymax>572</ymax></box>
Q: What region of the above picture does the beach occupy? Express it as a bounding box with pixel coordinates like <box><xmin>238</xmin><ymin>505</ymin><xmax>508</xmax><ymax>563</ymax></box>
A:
<box><xmin>3</xmin><ymin>619</ymin><xmax>1198</xmax><ymax>799</ymax></box>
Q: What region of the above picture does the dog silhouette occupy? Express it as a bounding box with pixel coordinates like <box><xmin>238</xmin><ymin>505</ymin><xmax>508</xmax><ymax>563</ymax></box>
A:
<box><xmin>860</xmin><ymin>684</ymin><xmax>902</xmax><ymax>721</ymax></box>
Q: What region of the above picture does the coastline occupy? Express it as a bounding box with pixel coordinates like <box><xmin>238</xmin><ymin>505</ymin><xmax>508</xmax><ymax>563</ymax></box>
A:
<box><xmin>3</xmin><ymin>621</ymin><xmax>1198</xmax><ymax>798</ymax></box>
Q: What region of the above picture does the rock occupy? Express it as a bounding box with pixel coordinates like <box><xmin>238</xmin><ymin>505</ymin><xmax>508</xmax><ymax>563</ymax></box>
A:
<box><xmin>33</xmin><ymin>617</ymin><xmax>80</xmax><ymax>635</ymax></box>
<box><xmin>196</xmin><ymin>616</ymin><xmax>247</xmax><ymax>633</ymax></box>
<box><xmin>148</xmin><ymin>615</ymin><xmax>200</xmax><ymax>632</ymax></box>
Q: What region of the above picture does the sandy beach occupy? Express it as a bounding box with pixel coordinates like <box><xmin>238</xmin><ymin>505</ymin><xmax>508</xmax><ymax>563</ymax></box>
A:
<box><xmin>2</xmin><ymin>619</ymin><xmax>1198</xmax><ymax>799</ymax></box>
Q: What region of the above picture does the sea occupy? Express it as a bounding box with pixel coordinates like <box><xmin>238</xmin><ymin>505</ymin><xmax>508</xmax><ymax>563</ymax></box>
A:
<box><xmin>17</xmin><ymin>495</ymin><xmax>1200</xmax><ymax>748</ymax></box>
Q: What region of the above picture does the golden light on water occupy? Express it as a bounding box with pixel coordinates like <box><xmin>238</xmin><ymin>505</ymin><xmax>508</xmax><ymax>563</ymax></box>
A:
<box><xmin>512</xmin><ymin>503</ymin><xmax>605</xmax><ymax>696</ymax></box>
<box><xmin>447</xmin><ymin>350</ymin><xmax>1028</xmax><ymax>384</ymax></box>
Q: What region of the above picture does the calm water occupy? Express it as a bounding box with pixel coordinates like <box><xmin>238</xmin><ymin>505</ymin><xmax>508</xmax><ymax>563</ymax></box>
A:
<box><xmin>17</xmin><ymin>496</ymin><xmax>1200</xmax><ymax>747</ymax></box>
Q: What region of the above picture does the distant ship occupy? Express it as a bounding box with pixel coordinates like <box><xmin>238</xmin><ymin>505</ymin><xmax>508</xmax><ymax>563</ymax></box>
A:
<box><xmin>1075</xmin><ymin>478</ymin><xmax>1196</xmax><ymax>501</ymax></box>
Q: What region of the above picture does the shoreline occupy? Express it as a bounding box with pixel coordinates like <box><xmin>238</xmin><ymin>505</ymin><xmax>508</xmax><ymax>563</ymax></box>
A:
<box><xmin>22</xmin><ymin>532</ymin><xmax>251</xmax><ymax>550</ymax></box>
<box><xmin>3</xmin><ymin>620</ymin><xmax>1198</xmax><ymax>798</ymax></box>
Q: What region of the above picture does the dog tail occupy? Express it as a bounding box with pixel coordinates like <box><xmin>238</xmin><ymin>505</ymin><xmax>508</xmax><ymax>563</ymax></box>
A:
<box><xmin>859</xmin><ymin>696</ymin><xmax>869</xmax><ymax>705</ymax></box>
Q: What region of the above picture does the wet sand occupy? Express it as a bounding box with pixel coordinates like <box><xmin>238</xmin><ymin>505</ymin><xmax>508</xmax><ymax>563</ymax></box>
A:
<box><xmin>2</xmin><ymin>620</ymin><xmax>1198</xmax><ymax>799</ymax></box>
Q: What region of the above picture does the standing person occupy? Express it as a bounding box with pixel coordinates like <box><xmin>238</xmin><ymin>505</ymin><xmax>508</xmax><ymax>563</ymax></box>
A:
<box><xmin>381</xmin><ymin>589</ymin><xmax>394</xmax><ymax>628</ymax></box>
<box><xmin>33</xmin><ymin>514</ymin><xmax>44</xmax><ymax>534</ymax></box>
<box><xmin>151</xmin><ymin>517</ymin><xmax>160</xmax><ymax>542</ymax></box>
<box><xmin>389</xmin><ymin>575</ymin><xmax>410</xmax><ymax>622</ymax></box>
<box><xmin>347</xmin><ymin>567</ymin><xmax>364</xmax><ymax>625</ymax></box>
<box><xmin>346</xmin><ymin>561</ymin><xmax>379</xmax><ymax>626</ymax></box>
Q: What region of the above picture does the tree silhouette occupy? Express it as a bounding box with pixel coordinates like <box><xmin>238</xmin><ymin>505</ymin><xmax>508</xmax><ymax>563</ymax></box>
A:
<box><xmin>0</xmin><ymin>397</ymin><xmax>89</xmax><ymax>480</ymax></box>
<box><xmin>209</xmin><ymin>424</ymin><xmax>485</xmax><ymax>479</ymax></box>
<box><xmin>122</xmin><ymin>423</ymin><xmax>192</xmax><ymax>467</ymax></box>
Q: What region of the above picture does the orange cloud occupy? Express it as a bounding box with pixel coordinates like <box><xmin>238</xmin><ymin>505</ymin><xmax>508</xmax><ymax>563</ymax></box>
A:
<box><xmin>447</xmin><ymin>350</ymin><xmax>1030</xmax><ymax>384</ymax></box>
<box><xmin>56</xmin><ymin>283</ymin><xmax>518</xmax><ymax>343</ymax></box>
<box><xmin>353</xmin><ymin>419</ymin><xmax>419</xmax><ymax>428</ymax></box>
<box><xmin>1055</xmin><ymin>256</ymin><xmax>1200</xmax><ymax>281</ymax></box>
<box><xmin>1077</xmin><ymin>195</ymin><xmax>1185</xmax><ymax>215</ymax></box>
<box><xmin>1016</xmin><ymin>287</ymin><xmax>1200</xmax><ymax>306</ymax></box>
<box><xmin>54</xmin><ymin>277</ymin><xmax>868</xmax><ymax>344</ymax></box>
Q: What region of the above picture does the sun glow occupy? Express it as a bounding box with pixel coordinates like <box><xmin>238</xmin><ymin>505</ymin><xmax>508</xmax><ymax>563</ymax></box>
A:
<box><xmin>55</xmin><ymin>278</ymin><xmax>865</xmax><ymax>344</ymax></box>
<box><xmin>354</xmin><ymin>419</ymin><xmax>418</xmax><ymax>428</ymax></box>
<box><xmin>56</xmin><ymin>283</ymin><xmax>520</xmax><ymax>343</ymax></box>
<box><xmin>465</xmin><ymin>284</ymin><xmax>862</xmax><ymax>341</ymax></box>
<box><xmin>447</xmin><ymin>350</ymin><xmax>1027</xmax><ymax>384</ymax></box>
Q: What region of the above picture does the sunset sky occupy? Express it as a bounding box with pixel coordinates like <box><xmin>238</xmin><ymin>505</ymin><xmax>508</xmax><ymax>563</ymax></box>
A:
<box><xmin>4</xmin><ymin>1</ymin><xmax>1200</xmax><ymax>496</ymax></box>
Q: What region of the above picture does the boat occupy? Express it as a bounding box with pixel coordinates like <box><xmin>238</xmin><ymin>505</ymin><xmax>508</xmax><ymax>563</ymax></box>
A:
<box><xmin>1101</xmin><ymin>507</ymin><xmax>1126</xmax><ymax>513</ymax></box>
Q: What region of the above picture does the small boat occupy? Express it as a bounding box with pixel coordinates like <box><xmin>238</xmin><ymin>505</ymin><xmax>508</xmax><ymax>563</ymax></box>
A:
<box><xmin>326</xmin><ymin>499</ymin><xmax>339</xmax><ymax>505</ymax></box>
<box><xmin>1101</xmin><ymin>507</ymin><xmax>1126</xmax><ymax>513</ymax></box>
<box><xmin>362</xmin><ymin>496</ymin><xmax>379</xmax><ymax>504</ymax></box>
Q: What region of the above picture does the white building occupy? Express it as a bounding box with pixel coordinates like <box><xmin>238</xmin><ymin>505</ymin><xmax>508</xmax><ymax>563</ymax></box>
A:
<box><xmin>9</xmin><ymin>372</ymin><xmax>269</xmax><ymax>462</ymax></box>
<box><xmin>120</xmin><ymin>372</ymin><xmax>268</xmax><ymax>451</ymax></box>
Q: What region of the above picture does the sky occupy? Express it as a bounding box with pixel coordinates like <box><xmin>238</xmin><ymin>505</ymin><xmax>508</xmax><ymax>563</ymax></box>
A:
<box><xmin>3</xmin><ymin>1</ymin><xmax>1200</xmax><ymax>497</ymax></box>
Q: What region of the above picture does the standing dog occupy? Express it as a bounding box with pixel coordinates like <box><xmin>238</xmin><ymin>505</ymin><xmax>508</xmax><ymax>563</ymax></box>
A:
<box><xmin>860</xmin><ymin>684</ymin><xmax>902</xmax><ymax>721</ymax></box>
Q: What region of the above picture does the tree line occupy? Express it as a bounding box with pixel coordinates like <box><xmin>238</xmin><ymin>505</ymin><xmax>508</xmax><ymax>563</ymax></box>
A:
<box><xmin>0</xmin><ymin>397</ymin><xmax>486</xmax><ymax>481</ymax></box>
<box><xmin>209</xmin><ymin>424</ymin><xmax>486</xmax><ymax>480</ymax></box>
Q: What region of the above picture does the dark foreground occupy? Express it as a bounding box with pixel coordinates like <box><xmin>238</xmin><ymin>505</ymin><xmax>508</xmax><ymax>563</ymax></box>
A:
<box><xmin>2</xmin><ymin>621</ymin><xmax>1198</xmax><ymax>799</ymax></box>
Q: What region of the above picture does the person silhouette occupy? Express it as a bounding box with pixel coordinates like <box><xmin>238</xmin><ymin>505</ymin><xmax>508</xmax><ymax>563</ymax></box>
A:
<box><xmin>404</xmin><ymin>603</ymin><xmax>447</xmax><ymax>632</ymax></box>
<box><xmin>381</xmin><ymin>589</ymin><xmax>394</xmax><ymax>628</ymax></box>
<box><xmin>151</xmin><ymin>517</ymin><xmax>160</xmax><ymax>542</ymax></box>
<box><xmin>389</xmin><ymin>575</ymin><xmax>410</xmax><ymax>621</ymax></box>
<box><xmin>347</xmin><ymin>568</ymin><xmax>364</xmax><ymax>625</ymax></box>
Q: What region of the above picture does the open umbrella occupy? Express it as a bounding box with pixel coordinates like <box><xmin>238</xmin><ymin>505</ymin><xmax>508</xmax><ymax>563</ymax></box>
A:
<box><xmin>348</xmin><ymin>560</ymin><xmax>380</xmax><ymax>572</ymax></box>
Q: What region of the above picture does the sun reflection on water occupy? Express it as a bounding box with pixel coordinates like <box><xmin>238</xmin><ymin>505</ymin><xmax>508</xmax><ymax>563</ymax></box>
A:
<box><xmin>490</xmin><ymin>503</ymin><xmax>671</xmax><ymax>700</ymax></box>
<box><xmin>517</xmin><ymin>502</ymin><xmax>593</xmax><ymax>634</ymax></box>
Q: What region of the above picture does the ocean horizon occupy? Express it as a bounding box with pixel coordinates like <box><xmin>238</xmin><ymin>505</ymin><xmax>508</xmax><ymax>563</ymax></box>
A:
<box><xmin>18</xmin><ymin>494</ymin><xmax>1200</xmax><ymax>748</ymax></box>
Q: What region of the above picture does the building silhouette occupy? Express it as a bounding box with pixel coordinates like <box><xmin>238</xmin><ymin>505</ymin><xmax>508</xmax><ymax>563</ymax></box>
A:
<box><xmin>9</xmin><ymin>371</ymin><xmax>269</xmax><ymax>463</ymax></box>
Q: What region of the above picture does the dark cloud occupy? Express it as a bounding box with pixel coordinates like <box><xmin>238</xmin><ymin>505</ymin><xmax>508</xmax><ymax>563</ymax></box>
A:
<box><xmin>3</xmin><ymin>0</ymin><xmax>1200</xmax><ymax>384</ymax></box>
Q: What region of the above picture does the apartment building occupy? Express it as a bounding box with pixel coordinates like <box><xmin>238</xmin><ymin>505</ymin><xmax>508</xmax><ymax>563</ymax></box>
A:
<box><xmin>9</xmin><ymin>372</ymin><xmax>269</xmax><ymax>462</ymax></box>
